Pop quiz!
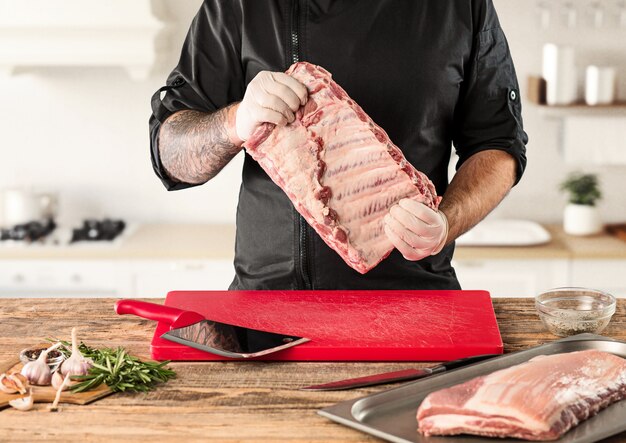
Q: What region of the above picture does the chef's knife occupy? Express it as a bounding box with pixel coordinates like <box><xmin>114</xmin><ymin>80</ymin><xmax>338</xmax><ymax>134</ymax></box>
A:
<box><xmin>115</xmin><ymin>299</ymin><xmax>310</xmax><ymax>359</ymax></box>
<box><xmin>300</xmin><ymin>354</ymin><xmax>499</xmax><ymax>391</ymax></box>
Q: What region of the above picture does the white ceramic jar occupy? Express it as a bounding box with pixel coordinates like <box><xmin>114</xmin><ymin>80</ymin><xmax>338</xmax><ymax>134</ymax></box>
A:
<box><xmin>585</xmin><ymin>66</ymin><xmax>617</xmax><ymax>106</ymax></box>
<box><xmin>542</xmin><ymin>44</ymin><xmax>578</xmax><ymax>105</ymax></box>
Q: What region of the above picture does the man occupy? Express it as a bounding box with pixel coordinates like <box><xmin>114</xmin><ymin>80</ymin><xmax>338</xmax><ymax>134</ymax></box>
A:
<box><xmin>149</xmin><ymin>0</ymin><xmax>528</xmax><ymax>290</ymax></box>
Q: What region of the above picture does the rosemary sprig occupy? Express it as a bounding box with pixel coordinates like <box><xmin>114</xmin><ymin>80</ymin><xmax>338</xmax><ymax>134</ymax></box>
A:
<box><xmin>51</xmin><ymin>339</ymin><xmax>176</xmax><ymax>393</ymax></box>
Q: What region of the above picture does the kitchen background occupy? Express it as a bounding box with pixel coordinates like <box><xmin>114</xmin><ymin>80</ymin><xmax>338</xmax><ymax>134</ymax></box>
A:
<box><xmin>0</xmin><ymin>0</ymin><xmax>625</xmax><ymax>298</ymax></box>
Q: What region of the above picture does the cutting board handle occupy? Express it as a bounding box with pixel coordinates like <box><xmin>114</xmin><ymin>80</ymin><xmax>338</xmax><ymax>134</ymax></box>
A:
<box><xmin>114</xmin><ymin>299</ymin><xmax>204</xmax><ymax>329</ymax></box>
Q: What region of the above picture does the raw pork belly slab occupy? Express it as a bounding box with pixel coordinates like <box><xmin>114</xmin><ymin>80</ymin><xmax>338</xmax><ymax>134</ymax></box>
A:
<box><xmin>245</xmin><ymin>62</ymin><xmax>440</xmax><ymax>274</ymax></box>
<box><xmin>416</xmin><ymin>350</ymin><xmax>626</xmax><ymax>441</ymax></box>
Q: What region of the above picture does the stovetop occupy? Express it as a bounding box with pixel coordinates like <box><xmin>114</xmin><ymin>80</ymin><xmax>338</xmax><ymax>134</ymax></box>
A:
<box><xmin>0</xmin><ymin>219</ymin><xmax>57</xmax><ymax>242</ymax></box>
<box><xmin>70</xmin><ymin>219</ymin><xmax>126</xmax><ymax>243</ymax></box>
<box><xmin>0</xmin><ymin>219</ymin><xmax>130</xmax><ymax>246</ymax></box>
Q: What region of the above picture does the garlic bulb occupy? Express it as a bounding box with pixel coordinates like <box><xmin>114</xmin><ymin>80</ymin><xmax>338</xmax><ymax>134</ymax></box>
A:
<box><xmin>9</xmin><ymin>388</ymin><xmax>34</xmax><ymax>411</ymax></box>
<box><xmin>60</xmin><ymin>328</ymin><xmax>93</xmax><ymax>377</ymax></box>
<box><xmin>21</xmin><ymin>342</ymin><xmax>62</xmax><ymax>386</ymax></box>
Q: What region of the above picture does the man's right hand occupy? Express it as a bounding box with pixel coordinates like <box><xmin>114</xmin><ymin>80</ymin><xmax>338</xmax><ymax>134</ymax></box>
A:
<box><xmin>235</xmin><ymin>71</ymin><xmax>308</xmax><ymax>143</ymax></box>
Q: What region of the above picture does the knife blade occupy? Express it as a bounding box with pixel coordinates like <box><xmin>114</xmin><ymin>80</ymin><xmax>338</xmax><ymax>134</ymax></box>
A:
<box><xmin>300</xmin><ymin>354</ymin><xmax>499</xmax><ymax>391</ymax></box>
<box><xmin>115</xmin><ymin>299</ymin><xmax>310</xmax><ymax>359</ymax></box>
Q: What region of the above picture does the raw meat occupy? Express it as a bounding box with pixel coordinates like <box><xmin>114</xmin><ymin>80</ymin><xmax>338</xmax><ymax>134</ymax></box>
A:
<box><xmin>245</xmin><ymin>62</ymin><xmax>441</xmax><ymax>274</ymax></box>
<box><xmin>416</xmin><ymin>350</ymin><xmax>626</xmax><ymax>440</ymax></box>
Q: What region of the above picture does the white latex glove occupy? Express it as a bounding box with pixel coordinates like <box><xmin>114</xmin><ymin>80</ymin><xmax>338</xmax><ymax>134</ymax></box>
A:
<box><xmin>235</xmin><ymin>71</ymin><xmax>308</xmax><ymax>142</ymax></box>
<box><xmin>383</xmin><ymin>199</ymin><xmax>449</xmax><ymax>261</ymax></box>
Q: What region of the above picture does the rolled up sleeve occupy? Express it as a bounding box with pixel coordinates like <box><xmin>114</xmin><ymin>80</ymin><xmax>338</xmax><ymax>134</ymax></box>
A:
<box><xmin>149</xmin><ymin>0</ymin><xmax>245</xmax><ymax>191</ymax></box>
<box><xmin>453</xmin><ymin>0</ymin><xmax>528</xmax><ymax>185</ymax></box>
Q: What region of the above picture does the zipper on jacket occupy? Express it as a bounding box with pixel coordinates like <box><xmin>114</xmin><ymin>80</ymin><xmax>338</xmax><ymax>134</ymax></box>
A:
<box><xmin>290</xmin><ymin>0</ymin><xmax>312</xmax><ymax>289</ymax></box>
<box><xmin>291</xmin><ymin>0</ymin><xmax>300</xmax><ymax>64</ymax></box>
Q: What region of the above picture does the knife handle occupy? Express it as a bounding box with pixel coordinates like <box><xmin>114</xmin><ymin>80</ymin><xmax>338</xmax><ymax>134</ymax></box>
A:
<box><xmin>442</xmin><ymin>353</ymin><xmax>499</xmax><ymax>371</ymax></box>
<box><xmin>114</xmin><ymin>299</ymin><xmax>204</xmax><ymax>329</ymax></box>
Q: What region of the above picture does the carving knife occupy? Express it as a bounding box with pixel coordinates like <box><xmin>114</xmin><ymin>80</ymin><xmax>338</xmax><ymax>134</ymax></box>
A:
<box><xmin>300</xmin><ymin>354</ymin><xmax>499</xmax><ymax>391</ymax></box>
<box><xmin>115</xmin><ymin>299</ymin><xmax>310</xmax><ymax>359</ymax></box>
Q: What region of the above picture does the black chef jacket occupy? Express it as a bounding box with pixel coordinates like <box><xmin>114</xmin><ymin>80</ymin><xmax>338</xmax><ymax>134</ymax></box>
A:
<box><xmin>149</xmin><ymin>0</ymin><xmax>528</xmax><ymax>290</ymax></box>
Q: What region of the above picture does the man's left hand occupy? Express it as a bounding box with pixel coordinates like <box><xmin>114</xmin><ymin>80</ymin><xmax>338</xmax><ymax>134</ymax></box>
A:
<box><xmin>383</xmin><ymin>199</ymin><xmax>449</xmax><ymax>261</ymax></box>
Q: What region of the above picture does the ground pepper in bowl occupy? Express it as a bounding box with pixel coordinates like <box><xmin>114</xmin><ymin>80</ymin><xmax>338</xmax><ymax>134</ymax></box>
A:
<box><xmin>23</xmin><ymin>348</ymin><xmax>63</xmax><ymax>360</ymax></box>
<box><xmin>19</xmin><ymin>346</ymin><xmax>65</xmax><ymax>371</ymax></box>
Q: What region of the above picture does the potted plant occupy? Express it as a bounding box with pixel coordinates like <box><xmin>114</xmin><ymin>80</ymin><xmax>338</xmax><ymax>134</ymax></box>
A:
<box><xmin>560</xmin><ymin>172</ymin><xmax>603</xmax><ymax>236</ymax></box>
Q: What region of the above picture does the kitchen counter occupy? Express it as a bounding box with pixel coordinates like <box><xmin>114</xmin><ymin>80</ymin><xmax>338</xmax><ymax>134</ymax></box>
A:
<box><xmin>454</xmin><ymin>224</ymin><xmax>626</xmax><ymax>260</ymax></box>
<box><xmin>1</xmin><ymin>223</ymin><xmax>624</xmax><ymax>261</ymax></box>
<box><xmin>0</xmin><ymin>224</ymin><xmax>236</xmax><ymax>260</ymax></box>
<box><xmin>1</xmin><ymin>297</ymin><xmax>624</xmax><ymax>442</ymax></box>
<box><xmin>551</xmin><ymin>226</ymin><xmax>626</xmax><ymax>260</ymax></box>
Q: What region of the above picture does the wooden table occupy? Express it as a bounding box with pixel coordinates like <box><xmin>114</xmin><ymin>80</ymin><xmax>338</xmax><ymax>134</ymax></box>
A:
<box><xmin>0</xmin><ymin>298</ymin><xmax>624</xmax><ymax>442</ymax></box>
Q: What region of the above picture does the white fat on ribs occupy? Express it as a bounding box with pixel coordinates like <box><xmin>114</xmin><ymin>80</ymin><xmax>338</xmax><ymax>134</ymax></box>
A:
<box><xmin>416</xmin><ymin>350</ymin><xmax>626</xmax><ymax>440</ymax></box>
<box><xmin>245</xmin><ymin>62</ymin><xmax>440</xmax><ymax>274</ymax></box>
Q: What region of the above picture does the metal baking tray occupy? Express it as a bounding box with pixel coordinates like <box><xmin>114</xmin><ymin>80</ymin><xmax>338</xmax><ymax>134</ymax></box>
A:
<box><xmin>319</xmin><ymin>334</ymin><xmax>626</xmax><ymax>443</ymax></box>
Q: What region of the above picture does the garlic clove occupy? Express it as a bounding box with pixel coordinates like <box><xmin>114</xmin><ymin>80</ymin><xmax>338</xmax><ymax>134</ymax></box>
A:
<box><xmin>11</xmin><ymin>373</ymin><xmax>28</xmax><ymax>385</ymax></box>
<box><xmin>9</xmin><ymin>389</ymin><xmax>34</xmax><ymax>411</ymax></box>
<box><xmin>0</xmin><ymin>374</ymin><xmax>20</xmax><ymax>394</ymax></box>
<box><xmin>50</xmin><ymin>373</ymin><xmax>71</xmax><ymax>412</ymax></box>
<box><xmin>8</xmin><ymin>373</ymin><xmax>28</xmax><ymax>394</ymax></box>
<box><xmin>51</xmin><ymin>371</ymin><xmax>72</xmax><ymax>391</ymax></box>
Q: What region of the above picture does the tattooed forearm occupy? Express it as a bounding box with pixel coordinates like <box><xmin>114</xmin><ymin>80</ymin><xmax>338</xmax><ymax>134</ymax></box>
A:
<box><xmin>158</xmin><ymin>104</ymin><xmax>243</xmax><ymax>184</ymax></box>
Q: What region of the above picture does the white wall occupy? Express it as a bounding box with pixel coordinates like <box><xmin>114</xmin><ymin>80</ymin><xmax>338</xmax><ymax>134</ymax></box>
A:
<box><xmin>494</xmin><ymin>0</ymin><xmax>626</xmax><ymax>223</ymax></box>
<box><xmin>0</xmin><ymin>0</ymin><xmax>624</xmax><ymax>227</ymax></box>
<box><xmin>0</xmin><ymin>0</ymin><xmax>241</xmax><ymax>227</ymax></box>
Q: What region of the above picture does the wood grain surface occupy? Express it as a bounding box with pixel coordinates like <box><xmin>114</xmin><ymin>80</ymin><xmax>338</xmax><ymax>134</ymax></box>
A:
<box><xmin>0</xmin><ymin>297</ymin><xmax>624</xmax><ymax>442</ymax></box>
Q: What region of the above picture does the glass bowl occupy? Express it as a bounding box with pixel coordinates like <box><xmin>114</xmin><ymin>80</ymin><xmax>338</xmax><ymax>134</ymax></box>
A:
<box><xmin>19</xmin><ymin>346</ymin><xmax>65</xmax><ymax>372</ymax></box>
<box><xmin>535</xmin><ymin>287</ymin><xmax>616</xmax><ymax>337</ymax></box>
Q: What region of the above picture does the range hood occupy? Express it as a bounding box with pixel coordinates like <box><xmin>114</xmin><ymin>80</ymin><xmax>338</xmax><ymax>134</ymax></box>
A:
<box><xmin>0</xmin><ymin>0</ymin><xmax>166</xmax><ymax>80</ymax></box>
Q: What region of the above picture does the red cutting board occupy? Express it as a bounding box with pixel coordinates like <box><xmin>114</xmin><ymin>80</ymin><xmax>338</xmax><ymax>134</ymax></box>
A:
<box><xmin>150</xmin><ymin>290</ymin><xmax>502</xmax><ymax>362</ymax></box>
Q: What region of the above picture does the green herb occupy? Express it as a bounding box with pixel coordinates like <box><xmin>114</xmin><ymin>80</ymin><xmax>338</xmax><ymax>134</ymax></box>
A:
<box><xmin>560</xmin><ymin>172</ymin><xmax>602</xmax><ymax>206</ymax></box>
<box><xmin>51</xmin><ymin>339</ymin><xmax>176</xmax><ymax>393</ymax></box>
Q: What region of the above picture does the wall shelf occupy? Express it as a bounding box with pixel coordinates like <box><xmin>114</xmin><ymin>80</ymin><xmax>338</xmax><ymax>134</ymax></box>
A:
<box><xmin>533</xmin><ymin>102</ymin><xmax>626</xmax><ymax>118</ymax></box>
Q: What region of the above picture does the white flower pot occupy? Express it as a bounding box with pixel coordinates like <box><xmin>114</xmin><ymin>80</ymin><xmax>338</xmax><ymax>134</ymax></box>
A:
<box><xmin>563</xmin><ymin>204</ymin><xmax>603</xmax><ymax>236</ymax></box>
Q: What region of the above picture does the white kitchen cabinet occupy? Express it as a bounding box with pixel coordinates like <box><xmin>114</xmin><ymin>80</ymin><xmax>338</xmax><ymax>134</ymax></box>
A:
<box><xmin>0</xmin><ymin>0</ymin><xmax>166</xmax><ymax>80</ymax></box>
<box><xmin>570</xmin><ymin>260</ymin><xmax>626</xmax><ymax>298</ymax></box>
<box><xmin>0</xmin><ymin>260</ymin><xmax>133</xmax><ymax>298</ymax></box>
<box><xmin>130</xmin><ymin>260</ymin><xmax>235</xmax><ymax>297</ymax></box>
<box><xmin>0</xmin><ymin>259</ymin><xmax>235</xmax><ymax>298</ymax></box>
<box><xmin>2</xmin><ymin>257</ymin><xmax>623</xmax><ymax>299</ymax></box>
<box><xmin>452</xmin><ymin>259</ymin><xmax>570</xmax><ymax>298</ymax></box>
